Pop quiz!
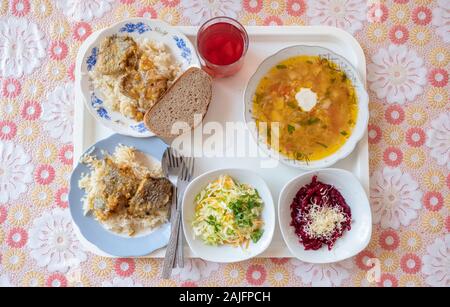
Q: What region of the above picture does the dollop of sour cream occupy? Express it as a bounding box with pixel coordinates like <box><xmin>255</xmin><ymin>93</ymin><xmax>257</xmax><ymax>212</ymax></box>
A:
<box><xmin>295</xmin><ymin>88</ymin><xmax>317</xmax><ymax>112</ymax></box>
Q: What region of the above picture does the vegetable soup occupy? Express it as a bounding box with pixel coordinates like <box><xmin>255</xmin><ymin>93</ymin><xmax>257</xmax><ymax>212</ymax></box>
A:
<box><xmin>252</xmin><ymin>55</ymin><xmax>358</xmax><ymax>162</ymax></box>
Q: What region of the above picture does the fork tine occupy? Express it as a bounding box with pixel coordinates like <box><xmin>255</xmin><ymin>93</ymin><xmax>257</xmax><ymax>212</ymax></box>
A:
<box><xmin>168</xmin><ymin>148</ymin><xmax>174</xmax><ymax>167</ymax></box>
<box><xmin>180</xmin><ymin>160</ymin><xmax>186</xmax><ymax>180</ymax></box>
<box><xmin>168</xmin><ymin>148</ymin><xmax>177</xmax><ymax>168</ymax></box>
<box><xmin>173</xmin><ymin>148</ymin><xmax>183</xmax><ymax>168</ymax></box>
<box><xmin>161</xmin><ymin>149</ymin><xmax>169</xmax><ymax>177</ymax></box>
<box><xmin>181</xmin><ymin>159</ymin><xmax>189</xmax><ymax>180</ymax></box>
<box><xmin>187</xmin><ymin>158</ymin><xmax>193</xmax><ymax>180</ymax></box>
<box><xmin>188</xmin><ymin>157</ymin><xmax>194</xmax><ymax>179</ymax></box>
<box><xmin>182</xmin><ymin>157</ymin><xmax>193</xmax><ymax>181</ymax></box>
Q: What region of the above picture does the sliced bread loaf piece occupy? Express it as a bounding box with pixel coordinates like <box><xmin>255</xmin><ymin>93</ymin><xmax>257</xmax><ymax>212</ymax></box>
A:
<box><xmin>144</xmin><ymin>67</ymin><xmax>212</xmax><ymax>139</ymax></box>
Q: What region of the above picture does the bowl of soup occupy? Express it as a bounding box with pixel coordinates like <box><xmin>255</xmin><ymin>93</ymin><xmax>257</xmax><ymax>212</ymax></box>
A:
<box><xmin>243</xmin><ymin>45</ymin><xmax>369</xmax><ymax>169</ymax></box>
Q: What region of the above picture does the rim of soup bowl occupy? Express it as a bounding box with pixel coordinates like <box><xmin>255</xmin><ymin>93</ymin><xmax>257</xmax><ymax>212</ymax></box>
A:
<box><xmin>243</xmin><ymin>45</ymin><xmax>369</xmax><ymax>170</ymax></box>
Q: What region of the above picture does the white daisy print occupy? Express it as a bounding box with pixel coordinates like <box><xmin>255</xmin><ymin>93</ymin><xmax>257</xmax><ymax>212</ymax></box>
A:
<box><xmin>28</xmin><ymin>208</ymin><xmax>87</xmax><ymax>273</ymax></box>
<box><xmin>101</xmin><ymin>277</ymin><xmax>142</xmax><ymax>287</ymax></box>
<box><xmin>171</xmin><ymin>259</ymin><xmax>219</xmax><ymax>281</ymax></box>
<box><xmin>181</xmin><ymin>0</ymin><xmax>242</xmax><ymax>25</ymax></box>
<box><xmin>306</xmin><ymin>0</ymin><xmax>367</xmax><ymax>35</ymax></box>
<box><xmin>426</xmin><ymin>113</ymin><xmax>450</xmax><ymax>169</ymax></box>
<box><xmin>0</xmin><ymin>274</ymin><xmax>14</xmax><ymax>287</ymax></box>
<box><xmin>367</xmin><ymin>45</ymin><xmax>427</xmax><ymax>104</ymax></box>
<box><xmin>291</xmin><ymin>258</ymin><xmax>353</xmax><ymax>286</ymax></box>
<box><xmin>370</xmin><ymin>167</ymin><xmax>422</xmax><ymax>229</ymax></box>
<box><xmin>41</xmin><ymin>83</ymin><xmax>74</xmax><ymax>144</ymax></box>
<box><xmin>0</xmin><ymin>16</ymin><xmax>47</xmax><ymax>78</ymax></box>
<box><xmin>0</xmin><ymin>141</ymin><xmax>33</xmax><ymax>204</ymax></box>
<box><xmin>422</xmin><ymin>234</ymin><xmax>449</xmax><ymax>287</ymax></box>
<box><xmin>432</xmin><ymin>0</ymin><xmax>450</xmax><ymax>43</ymax></box>
<box><xmin>56</xmin><ymin>0</ymin><xmax>114</xmax><ymax>22</ymax></box>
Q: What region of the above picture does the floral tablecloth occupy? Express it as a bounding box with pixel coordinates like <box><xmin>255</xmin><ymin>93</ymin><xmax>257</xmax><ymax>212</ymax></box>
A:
<box><xmin>0</xmin><ymin>0</ymin><xmax>448</xmax><ymax>287</ymax></box>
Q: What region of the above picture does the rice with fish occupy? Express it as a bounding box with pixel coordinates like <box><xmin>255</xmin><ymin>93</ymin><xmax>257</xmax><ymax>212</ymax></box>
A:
<box><xmin>79</xmin><ymin>145</ymin><xmax>172</xmax><ymax>236</ymax></box>
<box><xmin>89</xmin><ymin>36</ymin><xmax>181</xmax><ymax>122</ymax></box>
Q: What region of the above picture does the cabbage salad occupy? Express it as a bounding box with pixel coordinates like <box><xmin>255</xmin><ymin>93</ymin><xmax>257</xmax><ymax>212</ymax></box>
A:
<box><xmin>192</xmin><ymin>175</ymin><xmax>264</xmax><ymax>247</ymax></box>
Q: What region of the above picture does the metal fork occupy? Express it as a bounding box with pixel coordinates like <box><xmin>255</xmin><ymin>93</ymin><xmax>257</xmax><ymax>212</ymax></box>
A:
<box><xmin>161</xmin><ymin>148</ymin><xmax>183</xmax><ymax>278</ymax></box>
<box><xmin>162</xmin><ymin>148</ymin><xmax>182</xmax><ymax>224</ymax></box>
<box><xmin>175</xmin><ymin>156</ymin><xmax>195</xmax><ymax>268</ymax></box>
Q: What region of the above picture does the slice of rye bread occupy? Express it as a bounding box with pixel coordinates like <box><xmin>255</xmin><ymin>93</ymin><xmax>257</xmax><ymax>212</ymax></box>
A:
<box><xmin>144</xmin><ymin>67</ymin><xmax>212</xmax><ymax>139</ymax></box>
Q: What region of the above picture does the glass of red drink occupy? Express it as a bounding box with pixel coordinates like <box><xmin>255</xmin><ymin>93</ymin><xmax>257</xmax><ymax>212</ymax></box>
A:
<box><xmin>196</xmin><ymin>16</ymin><xmax>249</xmax><ymax>78</ymax></box>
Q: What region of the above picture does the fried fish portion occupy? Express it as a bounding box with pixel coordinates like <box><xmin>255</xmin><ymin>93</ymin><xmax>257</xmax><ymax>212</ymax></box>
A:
<box><xmin>119</xmin><ymin>53</ymin><xmax>169</xmax><ymax>111</ymax></box>
<box><xmin>94</xmin><ymin>157</ymin><xmax>139</xmax><ymax>221</ymax></box>
<box><xmin>128</xmin><ymin>175</ymin><xmax>173</xmax><ymax>218</ymax></box>
<box><xmin>96</xmin><ymin>35</ymin><xmax>138</xmax><ymax>75</ymax></box>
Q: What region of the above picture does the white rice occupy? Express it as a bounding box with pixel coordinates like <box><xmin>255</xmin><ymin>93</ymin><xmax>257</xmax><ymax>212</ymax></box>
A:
<box><xmin>89</xmin><ymin>38</ymin><xmax>181</xmax><ymax>120</ymax></box>
<box><xmin>79</xmin><ymin>145</ymin><xmax>168</xmax><ymax>236</ymax></box>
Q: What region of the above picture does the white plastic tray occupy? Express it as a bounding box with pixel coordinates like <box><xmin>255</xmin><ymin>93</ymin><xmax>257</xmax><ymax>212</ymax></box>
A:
<box><xmin>73</xmin><ymin>26</ymin><xmax>368</xmax><ymax>258</ymax></box>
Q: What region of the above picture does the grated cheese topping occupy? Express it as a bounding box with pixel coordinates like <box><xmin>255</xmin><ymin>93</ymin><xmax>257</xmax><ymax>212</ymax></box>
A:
<box><xmin>303</xmin><ymin>202</ymin><xmax>346</xmax><ymax>239</ymax></box>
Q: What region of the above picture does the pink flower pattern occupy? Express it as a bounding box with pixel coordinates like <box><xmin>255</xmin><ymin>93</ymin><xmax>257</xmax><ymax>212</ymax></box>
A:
<box><xmin>0</xmin><ymin>206</ymin><xmax>6</xmax><ymax>224</ymax></box>
<box><xmin>0</xmin><ymin>0</ymin><xmax>447</xmax><ymax>287</ymax></box>
<box><xmin>406</xmin><ymin>127</ymin><xmax>426</xmax><ymax>147</ymax></box>
<box><xmin>34</xmin><ymin>164</ymin><xmax>55</xmax><ymax>185</ymax></box>
<box><xmin>7</xmin><ymin>227</ymin><xmax>28</xmax><ymax>248</ymax></box>
<box><xmin>58</xmin><ymin>145</ymin><xmax>74</xmax><ymax>165</ymax></box>
<box><xmin>422</xmin><ymin>192</ymin><xmax>443</xmax><ymax>212</ymax></box>
<box><xmin>412</xmin><ymin>6</ymin><xmax>432</xmax><ymax>25</ymax></box>
<box><xmin>264</xmin><ymin>16</ymin><xmax>283</xmax><ymax>26</ymax></box>
<box><xmin>243</xmin><ymin>0</ymin><xmax>262</xmax><ymax>13</ymax></box>
<box><xmin>389</xmin><ymin>25</ymin><xmax>409</xmax><ymax>45</ymax></box>
<box><xmin>385</xmin><ymin>105</ymin><xmax>404</xmax><ymax>125</ymax></box>
<box><xmin>368</xmin><ymin>124</ymin><xmax>382</xmax><ymax>144</ymax></box>
<box><xmin>46</xmin><ymin>273</ymin><xmax>67</xmax><ymax>287</ymax></box>
<box><xmin>11</xmin><ymin>0</ymin><xmax>30</xmax><ymax>17</ymax></box>
<box><xmin>0</xmin><ymin>121</ymin><xmax>17</xmax><ymax>140</ymax></box>
<box><xmin>379</xmin><ymin>230</ymin><xmax>399</xmax><ymax>251</ymax></box>
<box><xmin>73</xmin><ymin>22</ymin><xmax>92</xmax><ymax>42</ymax></box>
<box><xmin>246</xmin><ymin>264</ymin><xmax>267</xmax><ymax>285</ymax></box>
<box><xmin>49</xmin><ymin>41</ymin><xmax>68</xmax><ymax>61</ymax></box>
<box><xmin>401</xmin><ymin>253</ymin><xmax>422</xmax><ymax>274</ymax></box>
<box><xmin>55</xmin><ymin>187</ymin><xmax>69</xmax><ymax>208</ymax></box>
<box><xmin>378</xmin><ymin>273</ymin><xmax>398</xmax><ymax>287</ymax></box>
<box><xmin>367</xmin><ymin>3</ymin><xmax>388</xmax><ymax>23</ymax></box>
<box><xmin>428</xmin><ymin>68</ymin><xmax>448</xmax><ymax>87</ymax></box>
<box><xmin>355</xmin><ymin>250</ymin><xmax>376</xmax><ymax>271</ymax></box>
<box><xmin>2</xmin><ymin>78</ymin><xmax>21</xmax><ymax>98</ymax></box>
<box><xmin>383</xmin><ymin>147</ymin><xmax>403</xmax><ymax>167</ymax></box>
<box><xmin>138</xmin><ymin>6</ymin><xmax>157</xmax><ymax>19</ymax></box>
<box><xmin>21</xmin><ymin>101</ymin><xmax>42</xmax><ymax>121</ymax></box>
<box><xmin>114</xmin><ymin>258</ymin><xmax>136</xmax><ymax>277</ymax></box>
<box><xmin>287</xmin><ymin>0</ymin><xmax>306</xmax><ymax>17</ymax></box>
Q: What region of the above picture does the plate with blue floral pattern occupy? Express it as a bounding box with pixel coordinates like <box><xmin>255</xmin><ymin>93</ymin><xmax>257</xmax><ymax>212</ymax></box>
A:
<box><xmin>75</xmin><ymin>18</ymin><xmax>200</xmax><ymax>137</ymax></box>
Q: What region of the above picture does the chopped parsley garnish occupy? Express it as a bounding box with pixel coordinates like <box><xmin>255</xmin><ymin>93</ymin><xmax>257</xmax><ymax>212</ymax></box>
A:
<box><xmin>287</xmin><ymin>124</ymin><xmax>295</xmax><ymax>134</ymax></box>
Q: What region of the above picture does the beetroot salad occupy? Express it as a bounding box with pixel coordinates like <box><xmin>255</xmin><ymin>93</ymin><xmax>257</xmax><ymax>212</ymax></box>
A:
<box><xmin>290</xmin><ymin>175</ymin><xmax>351</xmax><ymax>250</ymax></box>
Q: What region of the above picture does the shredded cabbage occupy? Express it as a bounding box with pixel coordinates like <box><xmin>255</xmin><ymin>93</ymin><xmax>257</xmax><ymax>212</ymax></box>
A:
<box><xmin>192</xmin><ymin>175</ymin><xmax>264</xmax><ymax>247</ymax></box>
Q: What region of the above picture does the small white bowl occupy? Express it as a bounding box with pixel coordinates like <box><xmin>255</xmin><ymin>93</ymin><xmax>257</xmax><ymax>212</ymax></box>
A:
<box><xmin>182</xmin><ymin>168</ymin><xmax>275</xmax><ymax>263</ymax></box>
<box><xmin>278</xmin><ymin>168</ymin><xmax>371</xmax><ymax>263</ymax></box>
<box><xmin>243</xmin><ymin>45</ymin><xmax>369</xmax><ymax>169</ymax></box>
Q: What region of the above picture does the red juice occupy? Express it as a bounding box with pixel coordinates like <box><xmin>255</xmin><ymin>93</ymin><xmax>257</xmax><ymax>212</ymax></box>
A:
<box><xmin>197</xmin><ymin>17</ymin><xmax>248</xmax><ymax>78</ymax></box>
<box><xmin>198</xmin><ymin>22</ymin><xmax>244</xmax><ymax>65</ymax></box>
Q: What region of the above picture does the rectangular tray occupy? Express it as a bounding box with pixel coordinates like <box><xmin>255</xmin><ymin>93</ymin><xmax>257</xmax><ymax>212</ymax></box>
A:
<box><xmin>73</xmin><ymin>26</ymin><xmax>368</xmax><ymax>258</ymax></box>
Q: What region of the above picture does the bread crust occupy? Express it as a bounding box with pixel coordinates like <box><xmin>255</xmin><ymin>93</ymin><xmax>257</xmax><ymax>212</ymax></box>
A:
<box><xmin>143</xmin><ymin>67</ymin><xmax>212</xmax><ymax>138</ymax></box>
